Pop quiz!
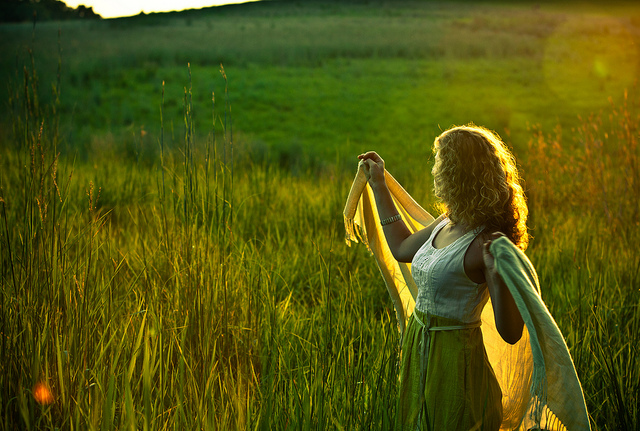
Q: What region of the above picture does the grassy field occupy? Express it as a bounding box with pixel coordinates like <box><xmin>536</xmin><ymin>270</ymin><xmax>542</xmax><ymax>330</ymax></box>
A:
<box><xmin>1</xmin><ymin>1</ymin><xmax>640</xmax><ymax>429</ymax></box>
<box><xmin>2</xmin><ymin>0</ymin><xmax>639</xmax><ymax>171</ymax></box>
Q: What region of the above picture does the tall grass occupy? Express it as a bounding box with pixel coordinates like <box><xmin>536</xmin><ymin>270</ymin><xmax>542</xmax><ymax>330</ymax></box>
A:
<box><xmin>524</xmin><ymin>87</ymin><xmax>640</xmax><ymax>429</ymax></box>
<box><xmin>0</xmin><ymin>52</ymin><xmax>397</xmax><ymax>430</ymax></box>
<box><xmin>2</xmin><ymin>39</ymin><xmax>640</xmax><ymax>431</ymax></box>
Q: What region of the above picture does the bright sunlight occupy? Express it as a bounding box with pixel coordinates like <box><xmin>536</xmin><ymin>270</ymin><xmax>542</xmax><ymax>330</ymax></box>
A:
<box><xmin>63</xmin><ymin>0</ymin><xmax>259</xmax><ymax>18</ymax></box>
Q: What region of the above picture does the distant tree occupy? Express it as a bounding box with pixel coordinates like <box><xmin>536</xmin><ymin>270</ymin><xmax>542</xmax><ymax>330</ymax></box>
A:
<box><xmin>0</xmin><ymin>0</ymin><xmax>101</xmax><ymax>23</ymax></box>
<box><xmin>75</xmin><ymin>4</ymin><xmax>99</xmax><ymax>19</ymax></box>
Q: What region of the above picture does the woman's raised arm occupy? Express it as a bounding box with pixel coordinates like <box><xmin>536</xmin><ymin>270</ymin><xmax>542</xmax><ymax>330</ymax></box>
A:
<box><xmin>358</xmin><ymin>151</ymin><xmax>443</xmax><ymax>263</ymax></box>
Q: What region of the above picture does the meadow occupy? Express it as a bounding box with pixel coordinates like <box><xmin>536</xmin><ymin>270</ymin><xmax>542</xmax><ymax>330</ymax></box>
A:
<box><xmin>1</xmin><ymin>0</ymin><xmax>639</xmax><ymax>429</ymax></box>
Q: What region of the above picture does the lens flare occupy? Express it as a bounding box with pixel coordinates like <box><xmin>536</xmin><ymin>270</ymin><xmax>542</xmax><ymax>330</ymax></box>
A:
<box><xmin>543</xmin><ymin>16</ymin><xmax>637</xmax><ymax>106</ymax></box>
<box><xmin>33</xmin><ymin>381</ymin><xmax>54</xmax><ymax>405</ymax></box>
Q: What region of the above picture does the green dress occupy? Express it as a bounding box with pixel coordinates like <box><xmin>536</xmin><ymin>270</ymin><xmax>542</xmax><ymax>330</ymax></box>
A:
<box><xmin>395</xmin><ymin>219</ymin><xmax>503</xmax><ymax>430</ymax></box>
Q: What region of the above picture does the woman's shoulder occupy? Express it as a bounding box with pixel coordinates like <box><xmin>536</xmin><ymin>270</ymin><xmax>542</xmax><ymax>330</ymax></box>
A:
<box><xmin>463</xmin><ymin>229</ymin><xmax>505</xmax><ymax>283</ymax></box>
<box><xmin>395</xmin><ymin>214</ymin><xmax>448</xmax><ymax>263</ymax></box>
<box><xmin>431</xmin><ymin>213</ymin><xmax>448</xmax><ymax>227</ymax></box>
<box><xmin>412</xmin><ymin>213</ymin><xmax>448</xmax><ymax>244</ymax></box>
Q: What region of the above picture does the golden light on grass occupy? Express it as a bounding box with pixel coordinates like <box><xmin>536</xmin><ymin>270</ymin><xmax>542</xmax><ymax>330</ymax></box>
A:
<box><xmin>543</xmin><ymin>16</ymin><xmax>637</xmax><ymax>106</ymax></box>
<box><xmin>33</xmin><ymin>381</ymin><xmax>54</xmax><ymax>405</ymax></box>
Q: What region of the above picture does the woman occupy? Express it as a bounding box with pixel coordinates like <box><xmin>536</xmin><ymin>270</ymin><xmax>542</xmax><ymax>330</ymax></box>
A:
<box><xmin>358</xmin><ymin>124</ymin><xmax>527</xmax><ymax>430</ymax></box>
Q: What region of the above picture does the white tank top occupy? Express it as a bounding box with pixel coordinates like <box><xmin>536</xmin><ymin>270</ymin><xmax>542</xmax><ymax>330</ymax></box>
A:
<box><xmin>412</xmin><ymin>218</ymin><xmax>490</xmax><ymax>322</ymax></box>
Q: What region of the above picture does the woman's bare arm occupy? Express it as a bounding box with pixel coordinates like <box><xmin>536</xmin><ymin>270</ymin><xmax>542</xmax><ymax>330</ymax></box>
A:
<box><xmin>358</xmin><ymin>151</ymin><xmax>443</xmax><ymax>263</ymax></box>
<box><xmin>481</xmin><ymin>233</ymin><xmax>524</xmax><ymax>344</ymax></box>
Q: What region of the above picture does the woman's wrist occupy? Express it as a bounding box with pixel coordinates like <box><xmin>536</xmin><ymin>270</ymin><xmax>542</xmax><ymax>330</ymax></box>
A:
<box><xmin>380</xmin><ymin>214</ymin><xmax>402</xmax><ymax>226</ymax></box>
<box><xmin>369</xmin><ymin>177</ymin><xmax>388</xmax><ymax>191</ymax></box>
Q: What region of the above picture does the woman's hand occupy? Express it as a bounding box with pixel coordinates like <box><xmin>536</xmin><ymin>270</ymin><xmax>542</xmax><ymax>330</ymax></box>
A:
<box><xmin>358</xmin><ymin>151</ymin><xmax>386</xmax><ymax>187</ymax></box>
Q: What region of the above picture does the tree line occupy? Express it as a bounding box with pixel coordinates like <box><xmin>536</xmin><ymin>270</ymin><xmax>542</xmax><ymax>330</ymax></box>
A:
<box><xmin>1</xmin><ymin>0</ymin><xmax>101</xmax><ymax>23</ymax></box>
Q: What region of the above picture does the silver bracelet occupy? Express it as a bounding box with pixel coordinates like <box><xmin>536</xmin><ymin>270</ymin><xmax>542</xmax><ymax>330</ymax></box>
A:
<box><xmin>380</xmin><ymin>214</ymin><xmax>401</xmax><ymax>226</ymax></box>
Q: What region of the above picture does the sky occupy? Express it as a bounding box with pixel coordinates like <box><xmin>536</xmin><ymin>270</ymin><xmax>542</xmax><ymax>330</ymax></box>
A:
<box><xmin>63</xmin><ymin>0</ymin><xmax>259</xmax><ymax>19</ymax></box>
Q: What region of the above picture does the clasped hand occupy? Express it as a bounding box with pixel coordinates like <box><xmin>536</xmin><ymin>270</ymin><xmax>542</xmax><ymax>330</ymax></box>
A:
<box><xmin>358</xmin><ymin>151</ymin><xmax>386</xmax><ymax>186</ymax></box>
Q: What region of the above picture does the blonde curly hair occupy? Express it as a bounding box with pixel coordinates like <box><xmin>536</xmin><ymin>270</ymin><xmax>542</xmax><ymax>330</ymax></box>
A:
<box><xmin>432</xmin><ymin>124</ymin><xmax>529</xmax><ymax>250</ymax></box>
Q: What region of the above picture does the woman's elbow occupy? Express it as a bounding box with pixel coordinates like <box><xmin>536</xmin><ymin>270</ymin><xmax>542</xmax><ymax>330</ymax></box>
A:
<box><xmin>391</xmin><ymin>248</ymin><xmax>412</xmax><ymax>263</ymax></box>
<box><xmin>499</xmin><ymin>322</ymin><xmax>524</xmax><ymax>345</ymax></box>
